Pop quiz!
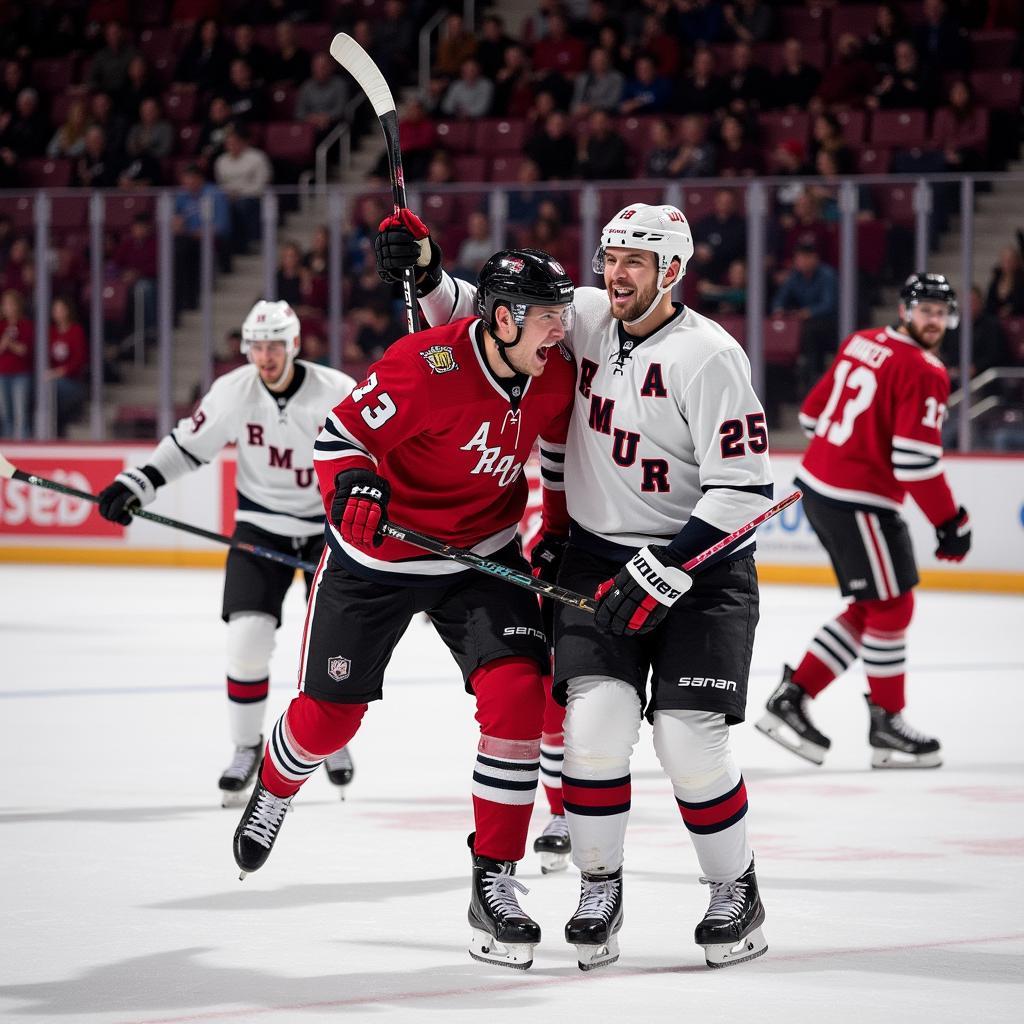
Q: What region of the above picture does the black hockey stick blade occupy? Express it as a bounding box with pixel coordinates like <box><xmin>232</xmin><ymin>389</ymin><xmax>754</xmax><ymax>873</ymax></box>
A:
<box><xmin>0</xmin><ymin>451</ymin><xmax>319</xmax><ymax>574</ymax></box>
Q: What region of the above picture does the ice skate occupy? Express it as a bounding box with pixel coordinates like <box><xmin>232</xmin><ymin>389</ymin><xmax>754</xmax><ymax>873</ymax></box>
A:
<box><xmin>866</xmin><ymin>696</ymin><xmax>942</xmax><ymax>769</ymax></box>
<box><xmin>533</xmin><ymin>814</ymin><xmax>571</xmax><ymax>874</ymax></box>
<box><xmin>233</xmin><ymin>775</ymin><xmax>294</xmax><ymax>879</ymax></box>
<box><xmin>324</xmin><ymin>745</ymin><xmax>355</xmax><ymax>796</ymax></box>
<box><xmin>695</xmin><ymin>858</ymin><xmax>767</xmax><ymax>968</ymax></box>
<box><xmin>565</xmin><ymin>867</ymin><xmax>623</xmax><ymax>971</ymax></box>
<box><xmin>467</xmin><ymin>834</ymin><xmax>540</xmax><ymax>970</ymax></box>
<box><xmin>755</xmin><ymin>666</ymin><xmax>831</xmax><ymax>765</ymax></box>
<box><xmin>218</xmin><ymin>738</ymin><xmax>262</xmax><ymax>807</ymax></box>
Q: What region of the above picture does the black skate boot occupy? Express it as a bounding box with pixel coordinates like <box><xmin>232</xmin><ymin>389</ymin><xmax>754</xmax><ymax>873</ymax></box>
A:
<box><xmin>218</xmin><ymin>738</ymin><xmax>262</xmax><ymax>807</ymax></box>
<box><xmin>467</xmin><ymin>833</ymin><xmax>540</xmax><ymax>970</ymax></box>
<box><xmin>755</xmin><ymin>665</ymin><xmax>831</xmax><ymax>765</ymax></box>
<box><xmin>233</xmin><ymin>774</ymin><xmax>294</xmax><ymax>880</ymax></box>
<box><xmin>695</xmin><ymin>858</ymin><xmax>768</xmax><ymax>968</ymax></box>
<box><xmin>533</xmin><ymin>814</ymin><xmax>571</xmax><ymax>874</ymax></box>
<box><xmin>324</xmin><ymin>745</ymin><xmax>355</xmax><ymax>796</ymax></box>
<box><xmin>866</xmin><ymin>696</ymin><xmax>942</xmax><ymax>769</ymax></box>
<box><xmin>565</xmin><ymin>867</ymin><xmax>623</xmax><ymax>971</ymax></box>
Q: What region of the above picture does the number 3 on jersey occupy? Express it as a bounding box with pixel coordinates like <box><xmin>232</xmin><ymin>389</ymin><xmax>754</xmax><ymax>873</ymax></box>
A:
<box><xmin>352</xmin><ymin>372</ymin><xmax>397</xmax><ymax>429</ymax></box>
<box><xmin>814</xmin><ymin>359</ymin><xmax>877</xmax><ymax>446</ymax></box>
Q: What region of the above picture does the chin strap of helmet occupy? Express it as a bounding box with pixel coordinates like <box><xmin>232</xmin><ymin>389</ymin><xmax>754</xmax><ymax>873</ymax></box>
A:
<box><xmin>488</xmin><ymin>301</ymin><xmax>526</xmax><ymax>372</ymax></box>
<box><xmin>621</xmin><ymin>256</ymin><xmax>680</xmax><ymax>328</ymax></box>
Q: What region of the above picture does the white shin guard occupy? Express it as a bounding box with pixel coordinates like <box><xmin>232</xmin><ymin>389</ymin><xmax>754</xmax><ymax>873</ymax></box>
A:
<box><xmin>562</xmin><ymin>677</ymin><xmax>642</xmax><ymax>875</ymax></box>
<box><xmin>226</xmin><ymin>612</ymin><xmax>277</xmax><ymax>747</ymax></box>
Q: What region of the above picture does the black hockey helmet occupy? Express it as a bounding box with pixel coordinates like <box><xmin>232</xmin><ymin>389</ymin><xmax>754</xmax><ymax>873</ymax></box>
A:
<box><xmin>475</xmin><ymin>248</ymin><xmax>575</xmax><ymax>347</ymax></box>
<box><xmin>899</xmin><ymin>272</ymin><xmax>960</xmax><ymax>328</ymax></box>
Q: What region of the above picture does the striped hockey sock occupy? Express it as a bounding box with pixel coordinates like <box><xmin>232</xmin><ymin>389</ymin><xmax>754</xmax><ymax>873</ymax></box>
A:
<box><xmin>562</xmin><ymin>773</ymin><xmax>631</xmax><ymax>876</ymax></box>
<box><xmin>472</xmin><ymin>734</ymin><xmax>540</xmax><ymax>862</ymax></box>
<box><xmin>675</xmin><ymin>775</ymin><xmax>751</xmax><ymax>882</ymax></box>
<box><xmin>863</xmin><ymin>628</ymin><xmax>907</xmax><ymax>713</ymax></box>
<box><xmin>793</xmin><ymin>606</ymin><xmax>865</xmax><ymax>696</ymax></box>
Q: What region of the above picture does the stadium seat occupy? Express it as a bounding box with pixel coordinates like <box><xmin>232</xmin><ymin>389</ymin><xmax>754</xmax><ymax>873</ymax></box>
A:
<box><xmin>1002</xmin><ymin>317</ymin><xmax>1024</xmax><ymax>365</ymax></box>
<box><xmin>873</xmin><ymin>184</ymin><xmax>916</xmax><ymax>225</ymax></box>
<box><xmin>717</xmin><ymin>313</ymin><xmax>747</xmax><ymax>347</ymax></box>
<box><xmin>969</xmin><ymin>70</ymin><xmax>1023</xmax><ymax>110</ymax></box>
<box><xmin>20</xmin><ymin>159</ymin><xmax>72</xmax><ymax>188</ymax></box>
<box><xmin>105</xmin><ymin>194</ymin><xmax>157</xmax><ymax>230</ymax></box>
<box><xmin>420</xmin><ymin>191</ymin><xmax>459</xmax><ymax>228</ymax></box>
<box><xmin>857</xmin><ymin>147</ymin><xmax>891</xmax><ymax>175</ymax></box>
<box><xmin>138</xmin><ymin>27</ymin><xmax>176</xmax><ymax>61</ymax></box>
<box><xmin>294</xmin><ymin>23</ymin><xmax>334</xmax><ymax>56</ymax></box>
<box><xmin>49</xmin><ymin>196</ymin><xmax>89</xmax><ymax>231</ymax></box>
<box><xmin>177</xmin><ymin>123</ymin><xmax>201</xmax><ymax>156</ymax></box>
<box><xmin>264</xmin><ymin>122</ymin><xmax>315</xmax><ymax>167</ymax></box>
<box><xmin>452</xmin><ymin>155</ymin><xmax>487</xmax><ymax>182</ymax></box>
<box><xmin>857</xmin><ymin>219</ymin><xmax>887</xmax><ymax>277</ymax></box>
<box><xmin>834</xmin><ymin>109</ymin><xmax>867</xmax><ymax>146</ymax></box>
<box><xmin>473</xmin><ymin>118</ymin><xmax>527</xmax><ymax>154</ymax></box>
<box><xmin>0</xmin><ymin>196</ymin><xmax>34</xmax><ymax>229</ymax></box>
<box><xmin>969</xmin><ymin>31</ymin><xmax>1017</xmax><ymax>69</ymax></box>
<box><xmin>164</xmin><ymin>89</ymin><xmax>198</xmax><ymax>124</ymax></box>
<box><xmin>32</xmin><ymin>58</ymin><xmax>74</xmax><ymax>95</ymax></box>
<box><xmin>764</xmin><ymin>315</ymin><xmax>802</xmax><ymax>366</ymax></box>
<box><xmin>434</xmin><ymin>120</ymin><xmax>475</xmax><ymax>153</ymax></box>
<box><xmin>829</xmin><ymin>6</ymin><xmax>877</xmax><ymax>38</ymax></box>
<box><xmin>269</xmin><ymin>86</ymin><xmax>298</xmax><ymax>120</ymax></box>
<box><xmin>758</xmin><ymin>111</ymin><xmax>810</xmax><ymax>149</ymax></box>
<box><xmin>870</xmin><ymin>109</ymin><xmax>928</xmax><ymax>148</ymax></box>
<box><xmin>489</xmin><ymin>155</ymin><xmax>524</xmax><ymax>182</ymax></box>
<box><xmin>776</xmin><ymin>6</ymin><xmax>825</xmax><ymax>41</ymax></box>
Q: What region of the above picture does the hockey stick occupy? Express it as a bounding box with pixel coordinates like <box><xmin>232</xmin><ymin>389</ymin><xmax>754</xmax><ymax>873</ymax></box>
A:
<box><xmin>0</xmin><ymin>452</ymin><xmax>319</xmax><ymax>575</ymax></box>
<box><xmin>383</xmin><ymin>489</ymin><xmax>802</xmax><ymax>613</ymax></box>
<box><xmin>329</xmin><ymin>32</ymin><xmax>420</xmax><ymax>335</ymax></box>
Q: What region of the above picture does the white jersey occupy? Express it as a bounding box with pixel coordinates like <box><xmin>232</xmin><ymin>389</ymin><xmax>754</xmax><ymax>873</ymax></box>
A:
<box><xmin>420</xmin><ymin>274</ymin><xmax>774</xmax><ymax>558</ymax></box>
<box><xmin>147</xmin><ymin>360</ymin><xmax>355</xmax><ymax>537</ymax></box>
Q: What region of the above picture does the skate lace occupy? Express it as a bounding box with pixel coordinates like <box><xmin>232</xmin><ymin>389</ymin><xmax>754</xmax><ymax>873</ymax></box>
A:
<box><xmin>699</xmin><ymin>877</ymin><xmax>747</xmax><ymax>922</ymax></box>
<box><xmin>325</xmin><ymin>746</ymin><xmax>353</xmax><ymax>771</ymax></box>
<box><xmin>889</xmin><ymin>714</ymin><xmax>929</xmax><ymax>743</ymax></box>
<box><xmin>242</xmin><ymin>789</ymin><xmax>292</xmax><ymax>849</ymax></box>
<box><xmin>483</xmin><ymin>868</ymin><xmax>530</xmax><ymax>921</ymax></box>
<box><xmin>576</xmin><ymin>877</ymin><xmax>620</xmax><ymax>922</ymax></box>
<box><xmin>541</xmin><ymin>815</ymin><xmax>570</xmax><ymax>840</ymax></box>
<box><xmin>223</xmin><ymin>745</ymin><xmax>259</xmax><ymax>782</ymax></box>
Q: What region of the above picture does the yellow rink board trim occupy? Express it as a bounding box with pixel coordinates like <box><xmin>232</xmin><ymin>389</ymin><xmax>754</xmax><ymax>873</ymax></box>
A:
<box><xmin>1</xmin><ymin>547</ymin><xmax>1022</xmax><ymax>594</ymax></box>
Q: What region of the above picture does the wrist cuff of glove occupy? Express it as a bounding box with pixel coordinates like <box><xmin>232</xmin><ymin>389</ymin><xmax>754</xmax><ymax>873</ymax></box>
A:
<box><xmin>334</xmin><ymin>467</ymin><xmax>390</xmax><ymax>501</ymax></box>
<box><xmin>626</xmin><ymin>546</ymin><xmax>692</xmax><ymax>607</ymax></box>
<box><xmin>416</xmin><ymin>239</ymin><xmax>444</xmax><ymax>296</ymax></box>
<box><xmin>118</xmin><ymin>465</ymin><xmax>161</xmax><ymax>504</ymax></box>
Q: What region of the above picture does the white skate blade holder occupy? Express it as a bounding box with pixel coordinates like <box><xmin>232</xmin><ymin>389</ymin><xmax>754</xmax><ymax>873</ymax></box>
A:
<box><xmin>755</xmin><ymin>711</ymin><xmax>827</xmax><ymax>766</ymax></box>
<box><xmin>539</xmin><ymin>850</ymin><xmax>570</xmax><ymax>874</ymax></box>
<box><xmin>871</xmin><ymin>748</ymin><xmax>942</xmax><ymax>769</ymax></box>
<box><xmin>574</xmin><ymin>934</ymin><xmax>620</xmax><ymax>972</ymax></box>
<box><xmin>701</xmin><ymin>925</ymin><xmax>768</xmax><ymax>969</ymax></box>
<box><xmin>469</xmin><ymin>929</ymin><xmax>536</xmax><ymax>970</ymax></box>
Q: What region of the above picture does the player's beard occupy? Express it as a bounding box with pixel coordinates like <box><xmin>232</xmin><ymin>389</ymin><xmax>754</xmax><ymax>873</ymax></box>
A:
<box><xmin>608</xmin><ymin>279</ymin><xmax>660</xmax><ymax>323</ymax></box>
<box><xmin>906</xmin><ymin>320</ymin><xmax>945</xmax><ymax>352</ymax></box>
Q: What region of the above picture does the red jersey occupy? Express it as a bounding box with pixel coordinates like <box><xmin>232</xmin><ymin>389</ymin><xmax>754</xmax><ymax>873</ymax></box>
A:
<box><xmin>313</xmin><ymin>317</ymin><xmax>575</xmax><ymax>579</ymax></box>
<box><xmin>0</xmin><ymin>317</ymin><xmax>33</xmax><ymax>375</ymax></box>
<box><xmin>796</xmin><ymin>325</ymin><xmax>958</xmax><ymax>526</ymax></box>
<box><xmin>49</xmin><ymin>323</ymin><xmax>87</xmax><ymax>378</ymax></box>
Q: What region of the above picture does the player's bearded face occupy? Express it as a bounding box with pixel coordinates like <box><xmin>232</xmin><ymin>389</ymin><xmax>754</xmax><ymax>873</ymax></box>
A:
<box><xmin>905</xmin><ymin>301</ymin><xmax>949</xmax><ymax>351</ymax></box>
<box><xmin>604</xmin><ymin>248</ymin><xmax>659</xmax><ymax>322</ymax></box>
<box><xmin>506</xmin><ymin>305</ymin><xmax>570</xmax><ymax>377</ymax></box>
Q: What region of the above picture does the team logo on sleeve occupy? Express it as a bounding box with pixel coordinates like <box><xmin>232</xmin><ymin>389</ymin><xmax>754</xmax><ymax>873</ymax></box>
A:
<box><xmin>420</xmin><ymin>345</ymin><xmax>459</xmax><ymax>375</ymax></box>
<box><xmin>327</xmin><ymin>656</ymin><xmax>351</xmax><ymax>681</ymax></box>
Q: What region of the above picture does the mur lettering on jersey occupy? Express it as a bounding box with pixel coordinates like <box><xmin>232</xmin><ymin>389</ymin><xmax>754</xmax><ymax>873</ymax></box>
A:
<box><xmin>460</xmin><ymin>421</ymin><xmax>524</xmax><ymax>487</ymax></box>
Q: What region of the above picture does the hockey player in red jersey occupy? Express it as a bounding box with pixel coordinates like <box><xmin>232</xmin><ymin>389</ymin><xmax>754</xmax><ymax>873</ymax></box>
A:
<box><xmin>233</xmin><ymin>248</ymin><xmax>576</xmax><ymax>971</ymax></box>
<box><xmin>757</xmin><ymin>273</ymin><xmax>971</xmax><ymax>769</ymax></box>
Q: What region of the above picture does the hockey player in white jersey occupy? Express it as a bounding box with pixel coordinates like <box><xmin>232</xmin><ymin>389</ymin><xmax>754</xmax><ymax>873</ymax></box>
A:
<box><xmin>376</xmin><ymin>203</ymin><xmax>773</xmax><ymax>970</ymax></box>
<box><xmin>97</xmin><ymin>300</ymin><xmax>357</xmax><ymax>805</ymax></box>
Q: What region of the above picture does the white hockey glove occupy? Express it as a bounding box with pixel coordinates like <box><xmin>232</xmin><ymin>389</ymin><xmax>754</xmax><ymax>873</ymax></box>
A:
<box><xmin>593</xmin><ymin>545</ymin><xmax>693</xmax><ymax>636</ymax></box>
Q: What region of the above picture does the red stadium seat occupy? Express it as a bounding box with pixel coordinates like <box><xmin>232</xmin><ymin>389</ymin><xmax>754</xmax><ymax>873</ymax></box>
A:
<box><xmin>294</xmin><ymin>23</ymin><xmax>334</xmax><ymax>56</ymax></box>
<box><xmin>434</xmin><ymin>120</ymin><xmax>475</xmax><ymax>153</ymax></box>
<box><xmin>20</xmin><ymin>159</ymin><xmax>72</xmax><ymax>188</ymax></box>
<box><xmin>764</xmin><ymin>315</ymin><xmax>802</xmax><ymax>366</ymax></box>
<box><xmin>32</xmin><ymin>58</ymin><xmax>74</xmax><ymax>94</ymax></box>
<box><xmin>873</xmin><ymin>184</ymin><xmax>916</xmax><ymax>225</ymax></box>
<box><xmin>1001</xmin><ymin>317</ymin><xmax>1024</xmax><ymax>364</ymax></box>
<box><xmin>0</xmin><ymin>196</ymin><xmax>34</xmax><ymax>229</ymax></box>
<box><xmin>834</xmin><ymin>109</ymin><xmax>867</xmax><ymax>146</ymax></box>
<box><xmin>420</xmin><ymin>191</ymin><xmax>459</xmax><ymax>228</ymax></box>
<box><xmin>473</xmin><ymin>118</ymin><xmax>527</xmax><ymax>154</ymax></box>
<box><xmin>870</xmin><ymin>109</ymin><xmax>928</xmax><ymax>148</ymax></box>
<box><xmin>269</xmin><ymin>85</ymin><xmax>297</xmax><ymax>120</ymax></box>
<box><xmin>176</xmin><ymin>123</ymin><xmax>201</xmax><ymax>156</ymax></box>
<box><xmin>451</xmin><ymin>155</ymin><xmax>487</xmax><ymax>182</ymax></box>
<box><xmin>857</xmin><ymin>219</ymin><xmax>887</xmax><ymax>277</ymax></box>
<box><xmin>679</xmin><ymin>186</ymin><xmax>718</xmax><ymax>222</ymax></box>
<box><xmin>138</xmin><ymin>27</ymin><xmax>176</xmax><ymax>61</ymax></box>
<box><xmin>264</xmin><ymin>122</ymin><xmax>315</xmax><ymax>166</ymax></box>
<box><xmin>857</xmin><ymin>147</ymin><xmax>891</xmax><ymax>175</ymax></box>
<box><xmin>49</xmin><ymin>196</ymin><xmax>89</xmax><ymax>231</ymax></box>
<box><xmin>969</xmin><ymin>31</ymin><xmax>1017</xmax><ymax>69</ymax></box>
<box><xmin>84</xmin><ymin>280</ymin><xmax>130</xmax><ymax>327</ymax></box>
<box><xmin>776</xmin><ymin>6</ymin><xmax>826</xmax><ymax>41</ymax></box>
<box><xmin>758</xmin><ymin>111</ymin><xmax>810</xmax><ymax>149</ymax></box>
<box><xmin>717</xmin><ymin>313</ymin><xmax>747</xmax><ymax>347</ymax></box>
<box><xmin>105</xmin><ymin>194</ymin><xmax>156</xmax><ymax>230</ymax></box>
<box><xmin>164</xmin><ymin>89</ymin><xmax>198</xmax><ymax>124</ymax></box>
<box><xmin>829</xmin><ymin>6</ymin><xmax>877</xmax><ymax>39</ymax></box>
<box><xmin>489</xmin><ymin>155</ymin><xmax>524</xmax><ymax>182</ymax></box>
<box><xmin>969</xmin><ymin>70</ymin><xmax>1023</xmax><ymax>110</ymax></box>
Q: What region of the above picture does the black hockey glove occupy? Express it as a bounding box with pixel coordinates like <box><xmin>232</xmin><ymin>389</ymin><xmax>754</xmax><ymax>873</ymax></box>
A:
<box><xmin>374</xmin><ymin>207</ymin><xmax>443</xmax><ymax>294</ymax></box>
<box><xmin>934</xmin><ymin>506</ymin><xmax>971</xmax><ymax>562</ymax></box>
<box><xmin>593</xmin><ymin>545</ymin><xmax>693</xmax><ymax>637</ymax></box>
<box><xmin>530</xmin><ymin>534</ymin><xmax>567</xmax><ymax>645</ymax></box>
<box><xmin>332</xmin><ymin>468</ymin><xmax>391</xmax><ymax>548</ymax></box>
<box><xmin>97</xmin><ymin>465</ymin><xmax>163</xmax><ymax>525</ymax></box>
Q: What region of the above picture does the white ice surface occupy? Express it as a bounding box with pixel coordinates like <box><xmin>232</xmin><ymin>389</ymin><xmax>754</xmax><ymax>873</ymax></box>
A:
<box><xmin>0</xmin><ymin>565</ymin><xmax>1021</xmax><ymax>1024</ymax></box>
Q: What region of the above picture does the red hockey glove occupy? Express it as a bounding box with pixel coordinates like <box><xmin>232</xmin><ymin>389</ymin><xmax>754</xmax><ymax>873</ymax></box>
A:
<box><xmin>593</xmin><ymin>545</ymin><xmax>692</xmax><ymax>636</ymax></box>
<box><xmin>934</xmin><ymin>506</ymin><xmax>971</xmax><ymax>562</ymax></box>
<box><xmin>331</xmin><ymin>468</ymin><xmax>391</xmax><ymax>548</ymax></box>
<box><xmin>375</xmin><ymin>208</ymin><xmax>442</xmax><ymax>293</ymax></box>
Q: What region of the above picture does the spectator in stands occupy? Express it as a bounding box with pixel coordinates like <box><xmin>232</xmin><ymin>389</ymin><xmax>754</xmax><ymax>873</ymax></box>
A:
<box><xmin>943</xmin><ymin>285</ymin><xmax>1008</xmax><ymax>380</ymax></box>
<box><xmin>619</xmin><ymin>54</ymin><xmax>671</xmax><ymax>115</ymax></box>
<box><xmin>346</xmin><ymin>195</ymin><xmax>388</xmax><ymax>275</ymax></box>
<box><xmin>118</xmin><ymin>55</ymin><xmax>159</xmax><ymax>122</ymax></box>
<box><xmin>669</xmin><ymin>113</ymin><xmax>718</xmax><ymax>177</ymax></box>
<box><xmin>198</xmin><ymin>96</ymin><xmax>233</xmax><ymax>171</ymax></box>
<box><xmin>645</xmin><ymin>118</ymin><xmax>680</xmax><ymax>177</ymax></box>
<box><xmin>769</xmin><ymin>138</ymin><xmax>810</xmax><ymax>177</ymax></box>
<box><xmin>175</xmin><ymin>18</ymin><xmax>231</xmax><ymax>98</ymax></box>
<box><xmin>868</xmin><ymin>40</ymin><xmax>936</xmax><ymax>110</ymax></box>
<box><xmin>126</xmin><ymin>97</ymin><xmax>173</xmax><ymax>162</ymax></box>
<box><xmin>779</xmin><ymin>190</ymin><xmax>833</xmax><ymax>265</ymax></box>
<box><xmin>934</xmin><ymin>78</ymin><xmax>989</xmax><ymax>172</ymax></box>
<box><xmin>674</xmin><ymin>0</ymin><xmax>726</xmax><ymax>44</ymax></box>
<box><xmin>810</xmin><ymin>113</ymin><xmax>852</xmax><ymax>170</ymax></box>
<box><xmin>772</xmin><ymin>242</ymin><xmax>838</xmax><ymax>387</ymax></box>
<box><xmin>865</xmin><ymin>3</ymin><xmax>909</xmax><ymax>69</ymax></box>
<box><xmin>112</xmin><ymin>214</ymin><xmax>158</xmax><ymax>342</ymax></box>
<box><xmin>629</xmin><ymin>13</ymin><xmax>681</xmax><ymax>79</ymax></box>
<box><xmin>571</xmin><ymin>48</ymin><xmax>625</xmax><ymax>116</ymax></box>
<box><xmin>88</xmin><ymin>92</ymin><xmax>127</xmax><ymax>162</ymax></box>
<box><xmin>374</xmin><ymin>0</ymin><xmax>416</xmax><ymax>88</ymax></box>
<box><xmin>810</xmin><ymin>150</ymin><xmax>875</xmax><ymax>221</ymax></box>
<box><xmin>74</xmin><ymin>126</ymin><xmax>118</xmax><ymax>188</ymax></box>
<box><xmin>172</xmin><ymin>163</ymin><xmax>230</xmax><ymax>308</ymax></box>
<box><xmin>453</xmin><ymin>211</ymin><xmax>494</xmax><ymax>282</ymax></box>
<box><xmin>476</xmin><ymin>14</ymin><xmax>514</xmax><ymax>72</ymax></box>
<box><xmin>230</xmin><ymin>24</ymin><xmax>270</xmax><ymax>86</ymax></box>
<box><xmin>525</xmin><ymin>110</ymin><xmax>577</xmax><ymax>180</ymax></box>
<box><xmin>716</xmin><ymin>114</ymin><xmax>762</xmax><ymax>177</ymax></box>
<box><xmin>171</xmin><ymin>0</ymin><xmax>227</xmax><ymax>25</ymax></box>
<box><xmin>267</xmin><ymin>22</ymin><xmax>310</xmax><ymax>87</ymax></box>
<box><xmin>532</xmin><ymin>10</ymin><xmax>587</xmax><ymax>77</ymax></box>
<box><xmin>578</xmin><ymin>1</ymin><xmax>622</xmax><ymax>49</ymax></box>
<box><xmin>246</xmin><ymin>0</ymin><xmax>316</xmax><ymax>25</ymax></box>
<box><xmin>225</xmin><ymin>59</ymin><xmax>267</xmax><ymax>124</ymax></box>
<box><xmin>275</xmin><ymin>240</ymin><xmax>320</xmax><ymax>316</ymax></box>
<box><xmin>424</xmin><ymin>150</ymin><xmax>455</xmax><ymax>187</ymax></box>
<box><xmin>47</xmin><ymin>98</ymin><xmax>91</xmax><ymax>159</ymax></box>
<box><xmin>348</xmin><ymin>262</ymin><xmax>395</xmax><ymax>327</ymax></box>
<box><xmin>723</xmin><ymin>0</ymin><xmax>773</xmax><ymax>43</ymax></box>
<box><xmin>296</xmin><ymin>52</ymin><xmax>349</xmax><ymax>143</ymax></box>
<box><xmin>698</xmin><ymin>258</ymin><xmax>748</xmax><ymax>315</ymax></box>
<box><xmin>88</xmin><ymin>21</ymin><xmax>139</xmax><ymax>97</ymax></box>
<box><xmin>493</xmin><ymin>44</ymin><xmax>535</xmax><ymax>118</ymax></box>
<box><xmin>214</xmin><ymin>124</ymin><xmax>272</xmax><ymax>256</ymax></box>
<box><xmin>304</xmin><ymin>225</ymin><xmax>329</xmax><ymax>282</ymax></box>
<box><xmin>118</xmin><ymin>149</ymin><xmax>163</xmax><ymax>190</ymax></box>
<box><xmin>814</xmin><ymin>34</ymin><xmax>876</xmax><ymax>112</ymax></box>
<box><xmin>506</xmin><ymin>158</ymin><xmax>548</xmax><ymax>225</ymax></box>
<box><xmin>576</xmin><ymin>108</ymin><xmax>630</xmax><ymax>180</ymax></box>
<box><xmin>0</xmin><ymin>215</ymin><xmax>13</xmax><ymax>273</ymax></box>
<box><xmin>722</xmin><ymin>41</ymin><xmax>771</xmax><ymax>115</ymax></box>
<box><xmin>435</xmin><ymin>12</ymin><xmax>477</xmax><ymax>81</ymax></box>
<box><xmin>692</xmin><ymin>188</ymin><xmax>747</xmax><ymax>282</ymax></box>
<box><xmin>0</xmin><ymin>288</ymin><xmax>33</xmax><ymax>440</ymax></box>
<box><xmin>0</xmin><ymin>61</ymin><xmax>27</xmax><ymax>115</ymax></box>
<box><xmin>441</xmin><ymin>58</ymin><xmax>495</xmax><ymax>120</ymax></box>
<box><xmin>915</xmin><ymin>0</ymin><xmax>969</xmax><ymax>71</ymax></box>
<box><xmin>0</xmin><ymin>88</ymin><xmax>48</xmax><ymax>158</ymax></box>
<box><xmin>985</xmin><ymin>246</ymin><xmax>1024</xmax><ymax>318</ymax></box>
<box><xmin>673</xmin><ymin>46</ymin><xmax>726</xmax><ymax>117</ymax></box>
<box><xmin>770</xmin><ymin>38</ymin><xmax>821</xmax><ymax>111</ymax></box>
<box><xmin>1</xmin><ymin>236</ymin><xmax>33</xmax><ymax>297</ymax></box>
<box><xmin>47</xmin><ymin>296</ymin><xmax>87</xmax><ymax>437</ymax></box>
<box><xmin>351</xmin><ymin>304</ymin><xmax>395</xmax><ymax>363</ymax></box>
<box><xmin>301</xmin><ymin>329</ymin><xmax>330</xmax><ymax>367</ymax></box>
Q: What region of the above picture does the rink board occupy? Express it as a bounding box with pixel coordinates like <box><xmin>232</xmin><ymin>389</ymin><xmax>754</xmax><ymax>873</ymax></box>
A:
<box><xmin>0</xmin><ymin>443</ymin><xmax>1021</xmax><ymax>592</ymax></box>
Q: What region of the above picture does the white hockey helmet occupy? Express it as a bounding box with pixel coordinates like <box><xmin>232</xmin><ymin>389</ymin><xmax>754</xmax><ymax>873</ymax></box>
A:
<box><xmin>241</xmin><ymin>300</ymin><xmax>301</xmax><ymax>360</ymax></box>
<box><xmin>593</xmin><ymin>204</ymin><xmax>694</xmax><ymax>326</ymax></box>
